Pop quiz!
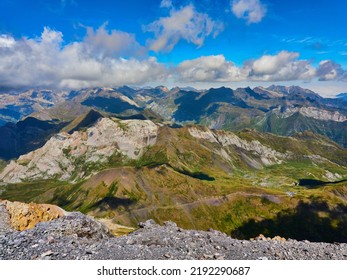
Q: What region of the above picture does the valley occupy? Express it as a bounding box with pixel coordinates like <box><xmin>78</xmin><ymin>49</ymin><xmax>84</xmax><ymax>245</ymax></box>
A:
<box><xmin>0</xmin><ymin>86</ymin><xmax>346</xmax><ymax>242</ymax></box>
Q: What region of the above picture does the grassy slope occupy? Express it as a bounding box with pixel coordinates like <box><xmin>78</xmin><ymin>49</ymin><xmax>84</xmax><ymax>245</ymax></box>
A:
<box><xmin>1</xmin><ymin>125</ymin><xmax>347</xmax><ymax>241</ymax></box>
<box><xmin>253</xmin><ymin>112</ymin><xmax>347</xmax><ymax>148</ymax></box>
<box><xmin>0</xmin><ymin>159</ymin><xmax>6</xmax><ymax>173</ymax></box>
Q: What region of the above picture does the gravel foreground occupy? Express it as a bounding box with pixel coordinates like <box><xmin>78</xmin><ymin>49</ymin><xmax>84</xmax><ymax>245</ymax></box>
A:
<box><xmin>1</xmin><ymin>212</ymin><xmax>346</xmax><ymax>260</ymax></box>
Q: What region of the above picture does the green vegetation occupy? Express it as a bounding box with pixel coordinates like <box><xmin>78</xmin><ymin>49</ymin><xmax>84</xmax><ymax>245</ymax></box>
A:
<box><xmin>231</xmin><ymin>198</ymin><xmax>347</xmax><ymax>242</ymax></box>
<box><xmin>107</xmin><ymin>181</ymin><xmax>119</xmax><ymax>197</ymax></box>
<box><xmin>253</xmin><ymin>112</ymin><xmax>347</xmax><ymax>149</ymax></box>
<box><xmin>133</xmin><ymin>148</ymin><xmax>168</xmax><ymax>168</ymax></box>
<box><xmin>0</xmin><ymin>160</ymin><xmax>7</xmax><ymax>172</ymax></box>
<box><xmin>112</xmin><ymin>118</ymin><xmax>129</xmax><ymax>131</ymax></box>
<box><xmin>1</xmin><ymin>123</ymin><xmax>347</xmax><ymax>243</ymax></box>
<box><xmin>62</xmin><ymin>147</ymin><xmax>71</xmax><ymax>157</ymax></box>
<box><xmin>0</xmin><ymin>180</ymin><xmax>65</xmax><ymax>203</ymax></box>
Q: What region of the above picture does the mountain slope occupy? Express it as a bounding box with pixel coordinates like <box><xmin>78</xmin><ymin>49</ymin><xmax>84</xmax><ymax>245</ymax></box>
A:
<box><xmin>0</xmin><ymin>117</ymin><xmax>69</xmax><ymax>160</ymax></box>
<box><xmin>4</xmin><ymin>85</ymin><xmax>346</xmax><ymax>147</ymax></box>
<box><xmin>0</xmin><ymin>108</ymin><xmax>106</xmax><ymax>161</ymax></box>
<box><xmin>123</xmin><ymin>85</ymin><xmax>347</xmax><ymax>147</ymax></box>
<box><xmin>1</xmin><ymin>118</ymin><xmax>346</xmax><ymax>241</ymax></box>
<box><xmin>254</xmin><ymin>111</ymin><xmax>347</xmax><ymax>146</ymax></box>
<box><xmin>0</xmin><ymin>89</ymin><xmax>68</xmax><ymax>126</ymax></box>
<box><xmin>337</xmin><ymin>93</ymin><xmax>347</xmax><ymax>101</ymax></box>
<box><xmin>201</xmin><ymin>86</ymin><xmax>347</xmax><ymax>147</ymax></box>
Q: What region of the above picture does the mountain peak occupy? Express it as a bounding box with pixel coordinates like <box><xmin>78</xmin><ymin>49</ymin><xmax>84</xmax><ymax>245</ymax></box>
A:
<box><xmin>154</xmin><ymin>85</ymin><xmax>169</xmax><ymax>92</ymax></box>
<box><xmin>337</xmin><ymin>93</ymin><xmax>347</xmax><ymax>100</ymax></box>
<box><xmin>267</xmin><ymin>85</ymin><xmax>315</xmax><ymax>95</ymax></box>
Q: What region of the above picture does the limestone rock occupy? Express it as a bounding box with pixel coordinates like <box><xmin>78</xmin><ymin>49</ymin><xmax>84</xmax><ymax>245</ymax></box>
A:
<box><xmin>0</xmin><ymin>118</ymin><xmax>158</xmax><ymax>183</ymax></box>
<box><xmin>253</xmin><ymin>234</ymin><xmax>286</xmax><ymax>242</ymax></box>
<box><xmin>188</xmin><ymin>127</ymin><xmax>288</xmax><ymax>166</ymax></box>
<box><xmin>275</xmin><ymin>106</ymin><xmax>347</xmax><ymax>122</ymax></box>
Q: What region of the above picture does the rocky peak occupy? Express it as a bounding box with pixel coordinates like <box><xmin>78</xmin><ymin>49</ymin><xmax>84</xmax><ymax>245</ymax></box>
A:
<box><xmin>0</xmin><ymin>118</ymin><xmax>159</xmax><ymax>183</ymax></box>
<box><xmin>155</xmin><ymin>85</ymin><xmax>169</xmax><ymax>92</ymax></box>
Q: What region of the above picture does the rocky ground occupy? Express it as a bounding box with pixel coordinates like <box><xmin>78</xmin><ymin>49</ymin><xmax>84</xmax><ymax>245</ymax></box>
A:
<box><xmin>1</xmin><ymin>206</ymin><xmax>346</xmax><ymax>260</ymax></box>
<box><xmin>0</xmin><ymin>203</ymin><xmax>13</xmax><ymax>236</ymax></box>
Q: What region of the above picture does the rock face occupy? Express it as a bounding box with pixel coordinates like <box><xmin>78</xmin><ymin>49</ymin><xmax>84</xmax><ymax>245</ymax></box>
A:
<box><xmin>0</xmin><ymin>202</ymin><xmax>13</xmax><ymax>235</ymax></box>
<box><xmin>0</xmin><ymin>212</ymin><xmax>346</xmax><ymax>260</ymax></box>
<box><xmin>0</xmin><ymin>118</ymin><xmax>158</xmax><ymax>183</ymax></box>
<box><xmin>0</xmin><ymin>200</ymin><xmax>66</xmax><ymax>231</ymax></box>
<box><xmin>275</xmin><ymin>106</ymin><xmax>347</xmax><ymax>122</ymax></box>
<box><xmin>188</xmin><ymin>127</ymin><xmax>287</xmax><ymax>166</ymax></box>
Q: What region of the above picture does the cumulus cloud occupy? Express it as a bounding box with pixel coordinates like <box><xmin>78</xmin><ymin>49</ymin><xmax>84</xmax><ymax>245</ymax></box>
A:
<box><xmin>1</xmin><ymin>24</ymin><xmax>345</xmax><ymax>90</ymax></box>
<box><xmin>145</xmin><ymin>3</ymin><xmax>224</xmax><ymax>52</ymax></box>
<box><xmin>84</xmin><ymin>23</ymin><xmax>145</xmax><ymax>58</ymax></box>
<box><xmin>175</xmin><ymin>51</ymin><xmax>319</xmax><ymax>83</ymax></box>
<box><xmin>231</xmin><ymin>0</ymin><xmax>267</xmax><ymax>24</ymax></box>
<box><xmin>177</xmin><ymin>55</ymin><xmax>245</xmax><ymax>82</ymax></box>
<box><xmin>0</xmin><ymin>26</ymin><xmax>168</xmax><ymax>90</ymax></box>
<box><xmin>246</xmin><ymin>51</ymin><xmax>316</xmax><ymax>81</ymax></box>
<box><xmin>316</xmin><ymin>60</ymin><xmax>347</xmax><ymax>82</ymax></box>
<box><xmin>0</xmin><ymin>35</ymin><xmax>16</xmax><ymax>48</ymax></box>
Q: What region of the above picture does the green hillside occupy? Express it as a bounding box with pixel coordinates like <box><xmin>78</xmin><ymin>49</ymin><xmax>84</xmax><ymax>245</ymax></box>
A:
<box><xmin>1</xmin><ymin>122</ymin><xmax>346</xmax><ymax>242</ymax></box>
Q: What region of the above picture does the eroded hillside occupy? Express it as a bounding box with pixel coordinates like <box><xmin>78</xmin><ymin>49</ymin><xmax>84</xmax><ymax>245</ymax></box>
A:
<box><xmin>1</xmin><ymin>117</ymin><xmax>346</xmax><ymax>242</ymax></box>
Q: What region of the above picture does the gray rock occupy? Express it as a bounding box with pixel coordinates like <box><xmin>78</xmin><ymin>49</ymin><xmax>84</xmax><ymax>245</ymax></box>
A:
<box><xmin>0</xmin><ymin>214</ymin><xmax>346</xmax><ymax>260</ymax></box>
<box><xmin>0</xmin><ymin>202</ymin><xmax>13</xmax><ymax>236</ymax></box>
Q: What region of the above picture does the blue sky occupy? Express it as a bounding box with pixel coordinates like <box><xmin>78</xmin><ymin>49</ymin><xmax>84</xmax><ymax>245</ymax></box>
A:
<box><xmin>0</xmin><ymin>0</ymin><xmax>346</xmax><ymax>96</ymax></box>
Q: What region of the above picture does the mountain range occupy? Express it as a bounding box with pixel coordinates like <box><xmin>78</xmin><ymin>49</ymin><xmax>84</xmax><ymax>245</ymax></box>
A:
<box><xmin>1</xmin><ymin>85</ymin><xmax>346</xmax><ymax>153</ymax></box>
<box><xmin>0</xmin><ymin>85</ymin><xmax>346</xmax><ymax>242</ymax></box>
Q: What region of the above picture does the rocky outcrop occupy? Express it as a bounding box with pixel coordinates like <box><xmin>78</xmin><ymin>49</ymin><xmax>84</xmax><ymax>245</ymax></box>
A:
<box><xmin>0</xmin><ymin>200</ymin><xmax>66</xmax><ymax>231</ymax></box>
<box><xmin>0</xmin><ymin>118</ymin><xmax>158</xmax><ymax>183</ymax></box>
<box><xmin>188</xmin><ymin>127</ymin><xmax>287</xmax><ymax>165</ymax></box>
<box><xmin>0</xmin><ymin>213</ymin><xmax>346</xmax><ymax>260</ymax></box>
<box><xmin>0</xmin><ymin>202</ymin><xmax>13</xmax><ymax>235</ymax></box>
<box><xmin>275</xmin><ymin>106</ymin><xmax>347</xmax><ymax>122</ymax></box>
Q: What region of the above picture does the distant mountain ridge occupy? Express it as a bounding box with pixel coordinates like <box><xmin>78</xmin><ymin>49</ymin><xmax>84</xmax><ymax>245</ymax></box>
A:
<box><xmin>0</xmin><ymin>85</ymin><xmax>346</xmax><ymax>151</ymax></box>
<box><xmin>1</xmin><ymin>84</ymin><xmax>347</xmax><ymax>243</ymax></box>
<box><xmin>337</xmin><ymin>93</ymin><xmax>347</xmax><ymax>101</ymax></box>
<box><xmin>0</xmin><ymin>89</ymin><xmax>68</xmax><ymax>126</ymax></box>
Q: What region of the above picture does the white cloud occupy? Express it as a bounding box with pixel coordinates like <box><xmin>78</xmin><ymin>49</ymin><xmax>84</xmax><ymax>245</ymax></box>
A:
<box><xmin>176</xmin><ymin>51</ymin><xmax>318</xmax><ymax>83</ymax></box>
<box><xmin>145</xmin><ymin>4</ymin><xmax>224</xmax><ymax>52</ymax></box>
<box><xmin>177</xmin><ymin>55</ymin><xmax>245</xmax><ymax>82</ymax></box>
<box><xmin>84</xmin><ymin>23</ymin><xmax>145</xmax><ymax>58</ymax></box>
<box><xmin>41</xmin><ymin>27</ymin><xmax>64</xmax><ymax>45</ymax></box>
<box><xmin>316</xmin><ymin>60</ymin><xmax>347</xmax><ymax>82</ymax></box>
<box><xmin>0</xmin><ymin>35</ymin><xmax>16</xmax><ymax>48</ymax></box>
<box><xmin>231</xmin><ymin>0</ymin><xmax>267</xmax><ymax>24</ymax></box>
<box><xmin>1</xmin><ymin>24</ymin><xmax>345</xmax><ymax>90</ymax></box>
<box><xmin>246</xmin><ymin>51</ymin><xmax>316</xmax><ymax>81</ymax></box>
<box><xmin>160</xmin><ymin>0</ymin><xmax>173</xmax><ymax>9</ymax></box>
<box><xmin>0</xmin><ymin>26</ymin><xmax>168</xmax><ymax>90</ymax></box>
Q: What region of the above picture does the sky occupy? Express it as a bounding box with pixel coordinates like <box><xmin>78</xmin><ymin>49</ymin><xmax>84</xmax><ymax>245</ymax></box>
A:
<box><xmin>0</xmin><ymin>0</ymin><xmax>346</xmax><ymax>96</ymax></box>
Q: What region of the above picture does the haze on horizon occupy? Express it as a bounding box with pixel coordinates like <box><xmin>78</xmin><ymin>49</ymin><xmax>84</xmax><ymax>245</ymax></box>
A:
<box><xmin>0</xmin><ymin>0</ymin><xmax>346</xmax><ymax>97</ymax></box>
